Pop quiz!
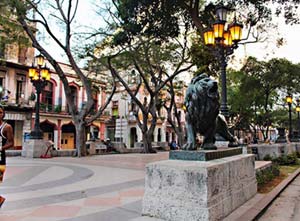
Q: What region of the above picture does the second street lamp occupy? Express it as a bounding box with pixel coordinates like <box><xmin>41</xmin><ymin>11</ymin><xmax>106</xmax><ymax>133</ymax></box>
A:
<box><xmin>286</xmin><ymin>94</ymin><xmax>293</xmax><ymax>141</ymax></box>
<box><xmin>296</xmin><ymin>99</ymin><xmax>300</xmax><ymax>139</ymax></box>
<box><xmin>28</xmin><ymin>54</ymin><xmax>51</xmax><ymax>139</ymax></box>
<box><xmin>203</xmin><ymin>5</ymin><xmax>243</xmax><ymax>117</ymax></box>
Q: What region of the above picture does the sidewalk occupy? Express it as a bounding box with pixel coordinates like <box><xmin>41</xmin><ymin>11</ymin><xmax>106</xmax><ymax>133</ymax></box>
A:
<box><xmin>0</xmin><ymin>153</ymin><xmax>297</xmax><ymax>221</ymax></box>
<box><xmin>0</xmin><ymin>153</ymin><xmax>167</xmax><ymax>221</ymax></box>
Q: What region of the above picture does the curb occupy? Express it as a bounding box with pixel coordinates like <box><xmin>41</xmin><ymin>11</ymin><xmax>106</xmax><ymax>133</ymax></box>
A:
<box><xmin>235</xmin><ymin>167</ymin><xmax>300</xmax><ymax>221</ymax></box>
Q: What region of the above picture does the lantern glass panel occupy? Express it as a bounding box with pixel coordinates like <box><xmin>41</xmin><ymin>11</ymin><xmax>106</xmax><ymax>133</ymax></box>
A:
<box><xmin>286</xmin><ymin>96</ymin><xmax>293</xmax><ymax>104</ymax></box>
<box><xmin>223</xmin><ymin>31</ymin><xmax>232</xmax><ymax>46</ymax></box>
<box><xmin>213</xmin><ymin>22</ymin><xmax>225</xmax><ymax>39</ymax></box>
<box><xmin>41</xmin><ymin>68</ymin><xmax>49</xmax><ymax>79</ymax></box>
<box><xmin>33</xmin><ymin>72</ymin><xmax>39</xmax><ymax>81</ymax></box>
<box><xmin>29</xmin><ymin>67</ymin><xmax>36</xmax><ymax>78</ymax></box>
<box><xmin>296</xmin><ymin>106</ymin><xmax>300</xmax><ymax>112</ymax></box>
<box><xmin>204</xmin><ymin>30</ymin><xmax>215</xmax><ymax>45</ymax></box>
<box><xmin>36</xmin><ymin>54</ymin><xmax>45</xmax><ymax>66</ymax></box>
<box><xmin>46</xmin><ymin>71</ymin><xmax>51</xmax><ymax>81</ymax></box>
<box><xmin>229</xmin><ymin>23</ymin><xmax>243</xmax><ymax>42</ymax></box>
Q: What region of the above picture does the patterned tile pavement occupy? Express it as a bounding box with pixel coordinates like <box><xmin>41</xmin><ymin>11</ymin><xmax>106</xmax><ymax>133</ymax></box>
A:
<box><xmin>1</xmin><ymin>152</ymin><xmax>268</xmax><ymax>221</ymax></box>
<box><xmin>0</xmin><ymin>152</ymin><xmax>169</xmax><ymax>221</ymax></box>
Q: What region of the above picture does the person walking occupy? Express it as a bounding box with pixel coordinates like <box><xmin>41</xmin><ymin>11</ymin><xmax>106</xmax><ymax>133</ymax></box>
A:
<box><xmin>0</xmin><ymin>105</ymin><xmax>14</xmax><ymax>207</ymax></box>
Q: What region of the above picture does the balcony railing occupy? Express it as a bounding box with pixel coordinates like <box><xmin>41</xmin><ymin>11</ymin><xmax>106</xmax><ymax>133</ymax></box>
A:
<box><xmin>39</xmin><ymin>104</ymin><xmax>62</xmax><ymax>113</ymax></box>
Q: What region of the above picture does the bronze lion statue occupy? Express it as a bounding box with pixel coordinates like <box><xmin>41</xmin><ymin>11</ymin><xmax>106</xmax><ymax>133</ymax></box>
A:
<box><xmin>182</xmin><ymin>73</ymin><xmax>237</xmax><ymax>150</ymax></box>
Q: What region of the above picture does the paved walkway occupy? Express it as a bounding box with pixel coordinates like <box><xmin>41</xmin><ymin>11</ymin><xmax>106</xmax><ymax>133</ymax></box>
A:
<box><xmin>258</xmin><ymin>174</ymin><xmax>300</xmax><ymax>221</ymax></box>
<box><xmin>0</xmin><ymin>153</ymin><xmax>168</xmax><ymax>221</ymax></box>
<box><xmin>0</xmin><ymin>153</ymin><xmax>276</xmax><ymax>221</ymax></box>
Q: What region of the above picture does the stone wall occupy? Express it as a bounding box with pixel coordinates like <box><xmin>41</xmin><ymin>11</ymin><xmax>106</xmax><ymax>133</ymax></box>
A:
<box><xmin>250</xmin><ymin>143</ymin><xmax>300</xmax><ymax>160</ymax></box>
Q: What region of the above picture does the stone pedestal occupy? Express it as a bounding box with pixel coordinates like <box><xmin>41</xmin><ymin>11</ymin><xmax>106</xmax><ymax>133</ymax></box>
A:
<box><xmin>142</xmin><ymin>154</ymin><xmax>257</xmax><ymax>221</ymax></box>
<box><xmin>22</xmin><ymin>139</ymin><xmax>51</xmax><ymax>158</ymax></box>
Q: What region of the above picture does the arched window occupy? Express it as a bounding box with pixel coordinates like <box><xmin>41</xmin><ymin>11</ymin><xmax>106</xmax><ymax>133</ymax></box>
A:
<box><xmin>41</xmin><ymin>81</ymin><xmax>53</xmax><ymax>112</ymax></box>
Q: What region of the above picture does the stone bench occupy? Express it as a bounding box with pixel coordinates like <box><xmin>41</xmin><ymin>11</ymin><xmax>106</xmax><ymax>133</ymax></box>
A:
<box><xmin>87</xmin><ymin>142</ymin><xmax>107</xmax><ymax>155</ymax></box>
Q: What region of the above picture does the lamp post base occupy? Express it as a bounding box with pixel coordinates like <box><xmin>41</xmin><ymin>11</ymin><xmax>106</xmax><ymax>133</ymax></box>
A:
<box><xmin>30</xmin><ymin>130</ymin><xmax>43</xmax><ymax>139</ymax></box>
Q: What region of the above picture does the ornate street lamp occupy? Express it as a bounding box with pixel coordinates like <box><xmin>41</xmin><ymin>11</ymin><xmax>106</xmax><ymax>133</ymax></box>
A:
<box><xmin>203</xmin><ymin>5</ymin><xmax>244</xmax><ymax>117</ymax></box>
<box><xmin>296</xmin><ymin>99</ymin><xmax>300</xmax><ymax>136</ymax></box>
<box><xmin>28</xmin><ymin>54</ymin><xmax>51</xmax><ymax>139</ymax></box>
<box><xmin>286</xmin><ymin>94</ymin><xmax>293</xmax><ymax>140</ymax></box>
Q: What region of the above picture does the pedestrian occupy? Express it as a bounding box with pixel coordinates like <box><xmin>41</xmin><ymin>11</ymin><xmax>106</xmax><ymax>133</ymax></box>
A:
<box><xmin>170</xmin><ymin>140</ymin><xmax>177</xmax><ymax>150</ymax></box>
<box><xmin>0</xmin><ymin>105</ymin><xmax>14</xmax><ymax>207</ymax></box>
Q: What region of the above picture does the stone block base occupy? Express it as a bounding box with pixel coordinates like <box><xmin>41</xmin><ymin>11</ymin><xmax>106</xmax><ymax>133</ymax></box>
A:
<box><xmin>22</xmin><ymin>139</ymin><xmax>51</xmax><ymax>158</ymax></box>
<box><xmin>169</xmin><ymin>148</ymin><xmax>242</xmax><ymax>161</ymax></box>
<box><xmin>250</xmin><ymin>143</ymin><xmax>300</xmax><ymax>160</ymax></box>
<box><xmin>142</xmin><ymin>154</ymin><xmax>257</xmax><ymax>221</ymax></box>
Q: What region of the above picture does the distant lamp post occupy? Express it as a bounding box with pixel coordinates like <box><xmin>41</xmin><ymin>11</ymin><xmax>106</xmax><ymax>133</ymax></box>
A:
<box><xmin>296</xmin><ymin>99</ymin><xmax>300</xmax><ymax>138</ymax></box>
<box><xmin>203</xmin><ymin>5</ymin><xmax>244</xmax><ymax>117</ymax></box>
<box><xmin>286</xmin><ymin>94</ymin><xmax>293</xmax><ymax>140</ymax></box>
<box><xmin>28</xmin><ymin>54</ymin><xmax>51</xmax><ymax>139</ymax></box>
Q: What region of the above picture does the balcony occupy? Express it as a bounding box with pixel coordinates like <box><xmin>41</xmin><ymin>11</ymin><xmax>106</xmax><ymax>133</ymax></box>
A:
<box><xmin>39</xmin><ymin>104</ymin><xmax>62</xmax><ymax>113</ymax></box>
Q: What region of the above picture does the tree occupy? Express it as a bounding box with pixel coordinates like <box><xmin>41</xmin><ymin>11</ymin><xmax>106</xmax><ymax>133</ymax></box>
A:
<box><xmin>228</xmin><ymin>57</ymin><xmax>300</xmax><ymax>141</ymax></box>
<box><xmin>163</xmin><ymin>79</ymin><xmax>187</xmax><ymax>148</ymax></box>
<box><xmin>0</xmin><ymin>1</ymin><xmax>30</xmax><ymax>59</ymax></box>
<box><xmin>80</xmin><ymin>1</ymin><xmax>195</xmax><ymax>153</ymax></box>
<box><xmin>112</xmin><ymin>0</ymin><xmax>300</xmax><ymax>41</ymax></box>
<box><xmin>103</xmin><ymin>36</ymin><xmax>193</xmax><ymax>153</ymax></box>
<box><xmin>3</xmin><ymin>0</ymin><xmax>116</xmax><ymax>157</ymax></box>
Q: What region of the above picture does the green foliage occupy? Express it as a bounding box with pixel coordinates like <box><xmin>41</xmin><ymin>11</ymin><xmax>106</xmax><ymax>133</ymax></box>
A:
<box><xmin>227</xmin><ymin>57</ymin><xmax>300</xmax><ymax>140</ymax></box>
<box><xmin>0</xmin><ymin>0</ymin><xmax>30</xmax><ymax>47</ymax></box>
<box><xmin>256</xmin><ymin>164</ymin><xmax>280</xmax><ymax>186</ymax></box>
<box><xmin>113</xmin><ymin>0</ymin><xmax>300</xmax><ymax>43</ymax></box>
<box><xmin>263</xmin><ymin>154</ymin><xmax>273</xmax><ymax>161</ymax></box>
<box><xmin>54</xmin><ymin>105</ymin><xmax>62</xmax><ymax>113</ymax></box>
<box><xmin>114</xmin><ymin>0</ymin><xmax>185</xmax><ymax>44</ymax></box>
<box><xmin>189</xmin><ymin>35</ymin><xmax>218</xmax><ymax>77</ymax></box>
<box><xmin>272</xmin><ymin>152</ymin><xmax>300</xmax><ymax>166</ymax></box>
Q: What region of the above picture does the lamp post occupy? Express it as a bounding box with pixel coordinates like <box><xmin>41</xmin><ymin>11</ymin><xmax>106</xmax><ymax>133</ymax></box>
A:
<box><xmin>203</xmin><ymin>5</ymin><xmax>243</xmax><ymax>117</ymax></box>
<box><xmin>286</xmin><ymin>94</ymin><xmax>293</xmax><ymax>141</ymax></box>
<box><xmin>28</xmin><ymin>54</ymin><xmax>51</xmax><ymax>139</ymax></box>
<box><xmin>296</xmin><ymin>99</ymin><xmax>300</xmax><ymax>139</ymax></box>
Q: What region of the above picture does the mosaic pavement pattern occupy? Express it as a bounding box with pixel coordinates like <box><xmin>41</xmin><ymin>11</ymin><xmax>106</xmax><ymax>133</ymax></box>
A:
<box><xmin>0</xmin><ymin>152</ymin><xmax>169</xmax><ymax>221</ymax></box>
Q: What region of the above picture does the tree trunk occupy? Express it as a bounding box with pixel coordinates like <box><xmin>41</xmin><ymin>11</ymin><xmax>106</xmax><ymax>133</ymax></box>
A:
<box><xmin>142</xmin><ymin>132</ymin><xmax>156</xmax><ymax>153</ymax></box>
<box><xmin>75</xmin><ymin>122</ymin><xmax>87</xmax><ymax>157</ymax></box>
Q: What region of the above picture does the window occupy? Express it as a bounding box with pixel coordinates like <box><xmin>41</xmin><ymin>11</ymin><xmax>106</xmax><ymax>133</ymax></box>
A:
<box><xmin>92</xmin><ymin>88</ymin><xmax>98</xmax><ymax>111</ymax></box>
<box><xmin>16</xmin><ymin>74</ymin><xmax>26</xmax><ymax>104</ymax></box>
<box><xmin>41</xmin><ymin>81</ymin><xmax>53</xmax><ymax>111</ymax></box>
<box><xmin>0</xmin><ymin>72</ymin><xmax>5</xmax><ymax>98</ymax></box>
<box><xmin>112</xmin><ymin>101</ymin><xmax>118</xmax><ymax>117</ymax></box>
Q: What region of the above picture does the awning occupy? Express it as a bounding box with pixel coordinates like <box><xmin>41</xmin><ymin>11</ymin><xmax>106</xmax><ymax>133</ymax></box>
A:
<box><xmin>4</xmin><ymin>113</ymin><xmax>26</xmax><ymax>120</ymax></box>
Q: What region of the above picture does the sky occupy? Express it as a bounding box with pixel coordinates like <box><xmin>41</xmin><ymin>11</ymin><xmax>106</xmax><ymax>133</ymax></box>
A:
<box><xmin>232</xmin><ymin>18</ymin><xmax>300</xmax><ymax>68</ymax></box>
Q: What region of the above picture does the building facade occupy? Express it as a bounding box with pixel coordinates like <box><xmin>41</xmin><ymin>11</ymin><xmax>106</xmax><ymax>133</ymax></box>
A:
<box><xmin>0</xmin><ymin>41</ymin><xmax>108</xmax><ymax>150</ymax></box>
<box><xmin>105</xmin><ymin>79</ymin><xmax>187</xmax><ymax>148</ymax></box>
